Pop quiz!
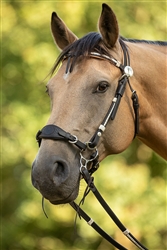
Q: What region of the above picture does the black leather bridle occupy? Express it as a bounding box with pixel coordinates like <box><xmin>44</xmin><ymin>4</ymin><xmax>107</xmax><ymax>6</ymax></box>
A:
<box><xmin>35</xmin><ymin>41</ymin><xmax>148</xmax><ymax>250</ymax></box>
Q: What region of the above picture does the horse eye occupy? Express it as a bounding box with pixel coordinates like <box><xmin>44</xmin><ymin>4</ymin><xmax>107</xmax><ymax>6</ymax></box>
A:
<box><xmin>96</xmin><ymin>82</ymin><xmax>109</xmax><ymax>93</ymax></box>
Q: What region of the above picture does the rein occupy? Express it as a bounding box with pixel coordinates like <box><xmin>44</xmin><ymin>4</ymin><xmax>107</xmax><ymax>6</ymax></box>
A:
<box><xmin>35</xmin><ymin>41</ymin><xmax>147</xmax><ymax>250</ymax></box>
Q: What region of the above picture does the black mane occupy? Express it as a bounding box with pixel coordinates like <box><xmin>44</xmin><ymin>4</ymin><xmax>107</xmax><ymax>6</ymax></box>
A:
<box><xmin>121</xmin><ymin>37</ymin><xmax>167</xmax><ymax>46</ymax></box>
<box><xmin>51</xmin><ymin>32</ymin><xmax>107</xmax><ymax>75</ymax></box>
<box><xmin>50</xmin><ymin>32</ymin><xmax>167</xmax><ymax>75</ymax></box>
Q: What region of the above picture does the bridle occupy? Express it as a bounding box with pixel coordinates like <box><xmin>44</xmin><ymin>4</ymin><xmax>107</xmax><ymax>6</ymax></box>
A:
<box><xmin>36</xmin><ymin>40</ymin><xmax>148</xmax><ymax>250</ymax></box>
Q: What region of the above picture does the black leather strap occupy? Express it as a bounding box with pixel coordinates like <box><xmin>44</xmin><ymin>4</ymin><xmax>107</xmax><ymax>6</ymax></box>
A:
<box><xmin>36</xmin><ymin>124</ymin><xmax>87</xmax><ymax>150</ymax></box>
<box><xmin>70</xmin><ymin>201</ymin><xmax>127</xmax><ymax>250</ymax></box>
<box><xmin>131</xmin><ymin>91</ymin><xmax>139</xmax><ymax>135</ymax></box>
<box><xmin>79</xmin><ymin>167</ymin><xmax>148</xmax><ymax>250</ymax></box>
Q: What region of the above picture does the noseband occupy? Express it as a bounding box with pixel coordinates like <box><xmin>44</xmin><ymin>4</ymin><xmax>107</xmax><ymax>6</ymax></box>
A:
<box><xmin>35</xmin><ymin>41</ymin><xmax>148</xmax><ymax>250</ymax></box>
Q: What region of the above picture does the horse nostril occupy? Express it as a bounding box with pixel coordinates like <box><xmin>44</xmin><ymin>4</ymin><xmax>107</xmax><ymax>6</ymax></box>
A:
<box><xmin>52</xmin><ymin>161</ymin><xmax>69</xmax><ymax>185</ymax></box>
<box><xmin>32</xmin><ymin>157</ymin><xmax>71</xmax><ymax>190</ymax></box>
<box><xmin>55</xmin><ymin>162</ymin><xmax>65</xmax><ymax>176</ymax></box>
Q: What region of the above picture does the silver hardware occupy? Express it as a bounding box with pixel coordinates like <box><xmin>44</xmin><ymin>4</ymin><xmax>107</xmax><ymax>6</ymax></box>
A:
<box><xmin>90</xmin><ymin>52</ymin><xmax>121</xmax><ymax>69</ymax></box>
<box><xmin>116</xmin><ymin>61</ymin><xmax>121</xmax><ymax>68</ymax></box>
<box><xmin>123</xmin><ymin>229</ymin><xmax>130</xmax><ymax>236</ymax></box>
<box><xmin>112</xmin><ymin>59</ymin><xmax>121</xmax><ymax>68</ymax></box>
<box><xmin>87</xmin><ymin>218</ymin><xmax>94</xmax><ymax>226</ymax></box>
<box><xmin>80</xmin><ymin>149</ymin><xmax>99</xmax><ymax>173</ymax></box>
<box><xmin>97</xmin><ymin>132</ymin><xmax>102</xmax><ymax>137</ymax></box>
<box><xmin>80</xmin><ymin>153</ymin><xmax>88</xmax><ymax>172</ymax></box>
<box><xmin>103</xmin><ymin>97</ymin><xmax>117</xmax><ymax>127</ymax></box>
<box><xmin>69</xmin><ymin>135</ymin><xmax>78</xmax><ymax>144</ymax></box>
<box><xmin>113</xmin><ymin>97</ymin><xmax>117</xmax><ymax>102</ymax></box>
<box><xmin>90</xmin><ymin>52</ymin><xmax>111</xmax><ymax>61</ymax></box>
<box><xmin>123</xmin><ymin>229</ymin><xmax>146</xmax><ymax>250</ymax></box>
<box><xmin>124</xmin><ymin>66</ymin><xmax>133</xmax><ymax>77</ymax></box>
<box><xmin>99</xmin><ymin>124</ymin><xmax>105</xmax><ymax>132</ymax></box>
<box><xmin>90</xmin><ymin>52</ymin><xmax>100</xmax><ymax>57</ymax></box>
<box><xmin>86</xmin><ymin>142</ymin><xmax>97</xmax><ymax>151</ymax></box>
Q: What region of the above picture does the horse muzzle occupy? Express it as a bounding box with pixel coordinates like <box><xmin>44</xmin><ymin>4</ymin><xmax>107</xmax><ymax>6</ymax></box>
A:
<box><xmin>31</xmin><ymin>155</ymin><xmax>80</xmax><ymax>204</ymax></box>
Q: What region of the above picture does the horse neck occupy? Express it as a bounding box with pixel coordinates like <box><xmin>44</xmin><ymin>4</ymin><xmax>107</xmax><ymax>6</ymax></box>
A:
<box><xmin>128</xmin><ymin>42</ymin><xmax>167</xmax><ymax>159</ymax></box>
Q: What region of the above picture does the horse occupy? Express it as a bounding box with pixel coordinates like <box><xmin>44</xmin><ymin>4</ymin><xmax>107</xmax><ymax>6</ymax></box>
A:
<box><xmin>31</xmin><ymin>4</ymin><xmax>166</xmax><ymax>248</ymax></box>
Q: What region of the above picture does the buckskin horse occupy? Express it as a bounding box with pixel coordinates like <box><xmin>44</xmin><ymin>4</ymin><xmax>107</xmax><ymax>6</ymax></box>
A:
<box><xmin>31</xmin><ymin>3</ymin><xmax>167</xmax><ymax>250</ymax></box>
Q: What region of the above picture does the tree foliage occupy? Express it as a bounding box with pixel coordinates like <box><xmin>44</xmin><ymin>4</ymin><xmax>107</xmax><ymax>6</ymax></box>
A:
<box><xmin>1</xmin><ymin>1</ymin><xmax>166</xmax><ymax>250</ymax></box>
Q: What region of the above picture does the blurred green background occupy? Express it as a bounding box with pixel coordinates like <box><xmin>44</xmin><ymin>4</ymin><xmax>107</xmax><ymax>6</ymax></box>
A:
<box><xmin>1</xmin><ymin>1</ymin><xmax>167</xmax><ymax>250</ymax></box>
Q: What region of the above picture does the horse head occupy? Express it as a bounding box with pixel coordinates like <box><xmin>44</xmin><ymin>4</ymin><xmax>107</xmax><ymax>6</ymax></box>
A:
<box><xmin>31</xmin><ymin>4</ymin><xmax>137</xmax><ymax>205</ymax></box>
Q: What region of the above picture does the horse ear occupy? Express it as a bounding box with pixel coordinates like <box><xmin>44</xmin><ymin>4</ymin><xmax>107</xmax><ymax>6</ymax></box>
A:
<box><xmin>98</xmin><ymin>4</ymin><xmax>119</xmax><ymax>48</ymax></box>
<box><xmin>51</xmin><ymin>12</ymin><xmax>78</xmax><ymax>50</ymax></box>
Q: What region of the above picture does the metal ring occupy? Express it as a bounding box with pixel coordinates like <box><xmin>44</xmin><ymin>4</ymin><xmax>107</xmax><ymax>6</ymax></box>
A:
<box><xmin>81</xmin><ymin>148</ymin><xmax>98</xmax><ymax>162</ymax></box>
<box><xmin>69</xmin><ymin>135</ymin><xmax>78</xmax><ymax>144</ymax></box>
<box><xmin>86</xmin><ymin>142</ymin><xmax>97</xmax><ymax>151</ymax></box>
<box><xmin>90</xmin><ymin>148</ymin><xmax>99</xmax><ymax>161</ymax></box>
<box><xmin>80</xmin><ymin>165</ymin><xmax>87</xmax><ymax>173</ymax></box>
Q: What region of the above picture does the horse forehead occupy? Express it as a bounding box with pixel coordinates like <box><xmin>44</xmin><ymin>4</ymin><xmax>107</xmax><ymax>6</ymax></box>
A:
<box><xmin>51</xmin><ymin>58</ymin><xmax>115</xmax><ymax>86</ymax></box>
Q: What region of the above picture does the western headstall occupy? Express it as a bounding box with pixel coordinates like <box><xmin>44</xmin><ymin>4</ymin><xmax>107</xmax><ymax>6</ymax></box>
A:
<box><xmin>36</xmin><ymin>40</ymin><xmax>148</xmax><ymax>250</ymax></box>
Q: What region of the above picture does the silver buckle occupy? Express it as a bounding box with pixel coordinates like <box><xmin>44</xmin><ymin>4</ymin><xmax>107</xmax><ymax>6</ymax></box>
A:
<box><xmin>69</xmin><ymin>135</ymin><xmax>78</xmax><ymax>144</ymax></box>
